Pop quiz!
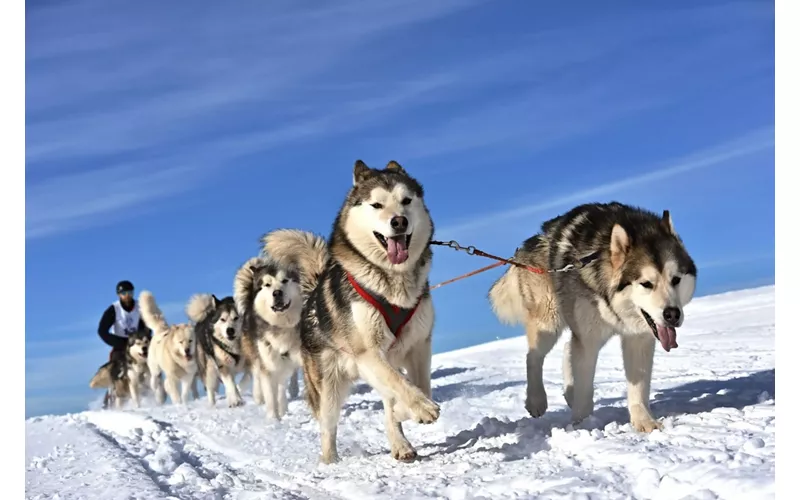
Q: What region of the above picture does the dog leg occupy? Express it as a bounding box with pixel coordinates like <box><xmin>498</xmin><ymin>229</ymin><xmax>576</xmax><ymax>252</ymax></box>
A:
<box><xmin>129</xmin><ymin>379</ymin><xmax>141</xmax><ymax>409</ymax></box>
<box><xmin>164</xmin><ymin>376</ymin><xmax>182</xmax><ymax>405</ymax></box>
<box><xmin>251</xmin><ymin>365</ymin><xmax>264</xmax><ymax>405</ymax></box>
<box><xmin>288</xmin><ymin>369</ymin><xmax>299</xmax><ymax>400</ymax></box>
<box><xmin>384</xmin><ymin>396</ymin><xmax>417</xmax><ymax>461</ymax></box>
<box><xmin>404</xmin><ymin>334</ymin><xmax>433</xmax><ymax>398</ymax></box>
<box><xmin>150</xmin><ymin>372</ymin><xmax>165</xmax><ymax>405</ymax></box>
<box><xmin>259</xmin><ymin>371</ymin><xmax>280</xmax><ymax>420</ymax></box>
<box><xmin>525</xmin><ymin>322</ymin><xmax>561</xmax><ymax>418</ymax></box>
<box><xmin>180</xmin><ymin>376</ymin><xmax>194</xmax><ymax>404</ymax></box>
<box><xmin>205</xmin><ymin>370</ymin><xmax>219</xmax><ymax>407</ymax></box>
<box><xmin>220</xmin><ymin>370</ymin><xmax>243</xmax><ymax>408</ymax></box>
<box><xmin>357</xmin><ymin>352</ymin><xmax>439</xmax><ymax>424</ymax></box>
<box><xmin>564</xmin><ymin>333</ymin><xmax>603</xmax><ymax>424</ymax></box>
<box><xmin>621</xmin><ymin>333</ymin><xmax>662</xmax><ymax>433</ymax></box>
<box><xmin>191</xmin><ymin>375</ymin><xmax>200</xmax><ymax>401</ymax></box>
<box><xmin>276</xmin><ymin>379</ymin><xmax>288</xmax><ymax>418</ymax></box>
<box><xmin>318</xmin><ymin>374</ymin><xmax>351</xmax><ymax>464</ymax></box>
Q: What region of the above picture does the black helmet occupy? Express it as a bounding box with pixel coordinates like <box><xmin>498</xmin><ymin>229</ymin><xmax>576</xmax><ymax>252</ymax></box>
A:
<box><xmin>116</xmin><ymin>280</ymin><xmax>134</xmax><ymax>294</ymax></box>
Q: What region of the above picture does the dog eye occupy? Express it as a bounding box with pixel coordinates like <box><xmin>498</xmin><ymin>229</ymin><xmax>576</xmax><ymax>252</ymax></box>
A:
<box><xmin>370</xmin><ymin>202</ymin><xmax>383</xmax><ymax>209</ymax></box>
<box><xmin>671</xmin><ymin>276</ymin><xmax>682</xmax><ymax>286</ymax></box>
<box><xmin>282</xmin><ymin>279</ymin><xmax>288</xmax><ymax>284</ymax></box>
<box><xmin>640</xmin><ymin>281</ymin><xmax>654</xmax><ymax>289</ymax></box>
<box><xmin>401</xmin><ymin>197</ymin><xmax>412</xmax><ymax>205</ymax></box>
<box><xmin>263</xmin><ymin>283</ymin><xmax>271</xmax><ymax>288</ymax></box>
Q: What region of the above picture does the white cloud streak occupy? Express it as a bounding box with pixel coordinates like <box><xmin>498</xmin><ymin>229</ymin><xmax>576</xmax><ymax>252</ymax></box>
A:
<box><xmin>436</xmin><ymin>127</ymin><xmax>774</xmax><ymax>239</ymax></box>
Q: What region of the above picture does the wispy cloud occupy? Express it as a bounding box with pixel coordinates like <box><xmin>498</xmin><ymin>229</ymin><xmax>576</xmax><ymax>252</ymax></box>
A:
<box><xmin>436</xmin><ymin>127</ymin><xmax>774</xmax><ymax>239</ymax></box>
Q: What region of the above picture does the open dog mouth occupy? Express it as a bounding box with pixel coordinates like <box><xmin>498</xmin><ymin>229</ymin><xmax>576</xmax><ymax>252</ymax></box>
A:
<box><xmin>641</xmin><ymin>310</ymin><xmax>678</xmax><ymax>352</ymax></box>
<box><xmin>271</xmin><ymin>301</ymin><xmax>291</xmax><ymax>313</ymax></box>
<box><xmin>373</xmin><ymin>232</ymin><xmax>412</xmax><ymax>265</ymax></box>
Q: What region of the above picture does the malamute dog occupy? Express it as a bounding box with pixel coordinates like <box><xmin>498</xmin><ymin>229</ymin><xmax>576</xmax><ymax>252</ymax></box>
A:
<box><xmin>262</xmin><ymin>160</ymin><xmax>439</xmax><ymax>464</ymax></box>
<box><xmin>88</xmin><ymin>328</ymin><xmax>152</xmax><ymax>409</ymax></box>
<box><xmin>140</xmin><ymin>290</ymin><xmax>198</xmax><ymax>405</ymax></box>
<box><xmin>186</xmin><ymin>293</ymin><xmax>245</xmax><ymax>408</ymax></box>
<box><xmin>234</xmin><ymin>256</ymin><xmax>304</xmax><ymax>420</ymax></box>
<box><xmin>488</xmin><ymin>201</ymin><xmax>697</xmax><ymax>433</ymax></box>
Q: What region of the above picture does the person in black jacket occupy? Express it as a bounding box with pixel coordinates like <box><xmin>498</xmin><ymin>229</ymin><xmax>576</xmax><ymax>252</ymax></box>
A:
<box><xmin>97</xmin><ymin>280</ymin><xmax>151</xmax><ymax>408</ymax></box>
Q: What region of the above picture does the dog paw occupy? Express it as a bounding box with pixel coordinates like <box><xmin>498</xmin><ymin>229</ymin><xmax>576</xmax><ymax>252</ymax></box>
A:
<box><xmin>319</xmin><ymin>451</ymin><xmax>340</xmax><ymax>465</ymax></box>
<box><xmin>631</xmin><ymin>415</ymin><xmax>663</xmax><ymax>433</ymax></box>
<box><xmin>629</xmin><ymin>404</ymin><xmax>662</xmax><ymax>433</ymax></box>
<box><xmin>525</xmin><ymin>395</ymin><xmax>548</xmax><ymax>418</ymax></box>
<box><xmin>409</xmin><ymin>396</ymin><xmax>440</xmax><ymax>424</ymax></box>
<box><xmin>391</xmin><ymin>443</ymin><xmax>418</xmax><ymax>462</ymax></box>
<box><xmin>228</xmin><ymin>397</ymin><xmax>244</xmax><ymax>408</ymax></box>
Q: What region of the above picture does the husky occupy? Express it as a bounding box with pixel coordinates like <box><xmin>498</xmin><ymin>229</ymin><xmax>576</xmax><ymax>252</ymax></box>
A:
<box><xmin>186</xmin><ymin>293</ymin><xmax>245</xmax><ymax>408</ymax></box>
<box><xmin>89</xmin><ymin>328</ymin><xmax>152</xmax><ymax>409</ymax></box>
<box><xmin>234</xmin><ymin>256</ymin><xmax>304</xmax><ymax>421</ymax></box>
<box><xmin>488</xmin><ymin>201</ymin><xmax>697</xmax><ymax>433</ymax></box>
<box><xmin>140</xmin><ymin>290</ymin><xmax>198</xmax><ymax>405</ymax></box>
<box><xmin>262</xmin><ymin>160</ymin><xmax>439</xmax><ymax>464</ymax></box>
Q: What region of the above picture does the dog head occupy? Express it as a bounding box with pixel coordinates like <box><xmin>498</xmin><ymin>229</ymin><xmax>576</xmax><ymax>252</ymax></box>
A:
<box><xmin>339</xmin><ymin>160</ymin><xmax>433</xmax><ymax>272</ymax></box>
<box><xmin>169</xmin><ymin>324</ymin><xmax>196</xmax><ymax>362</ymax></box>
<box><xmin>209</xmin><ymin>295</ymin><xmax>242</xmax><ymax>343</ymax></box>
<box><xmin>126</xmin><ymin>328</ymin><xmax>151</xmax><ymax>362</ymax></box>
<box><xmin>251</xmin><ymin>259</ymin><xmax>303</xmax><ymax>328</ymax></box>
<box><xmin>609</xmin><ymin>210</ymin><xmax>697</xmax><ymax>352</ymax></box>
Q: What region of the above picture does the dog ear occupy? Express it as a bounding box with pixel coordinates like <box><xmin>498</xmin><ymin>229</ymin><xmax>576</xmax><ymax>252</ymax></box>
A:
<box><xmin>661</xmin><ymin>210</ymin><xmax>676</xmax><ymax>235</ymax></box>
<box><xmin>353</xmin><ymin>159</ymin><xmax>372</xmax><ymax>185</ymax></box>
<box><xmin>385</xmin><ymin>160</ymin><xmax>407</xmax><ymax>176</ymax></box>
<box><xmin>609</xmin><ymin>224</ymin><xmax>630</xmax><ymax>270</ymax></box>
<box><xmin>211</xmin><ymin>294</ymin><xmax>221</xmax><ymax>308</ymax></box>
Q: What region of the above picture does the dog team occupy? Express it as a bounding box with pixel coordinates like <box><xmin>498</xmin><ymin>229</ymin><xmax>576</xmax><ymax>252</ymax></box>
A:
<box><xmin>89</xmin><ymin>159</ymin><xmax>698</xmax><ymax>463</ymax></box>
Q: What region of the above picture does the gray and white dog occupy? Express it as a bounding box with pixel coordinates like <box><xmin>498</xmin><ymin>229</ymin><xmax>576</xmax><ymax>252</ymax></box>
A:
<box><xmin>186</xmin><ymin>294</ymin><xmax>245</xmax><ymax>408</ymax></box>
<box><xmin>262</xmin><ymin>159</ymin><xmax>439</xmax><ymax>464</ymax></box>
<box><xmin>234</xmin><ymin>256</ymin><xmax>304</xmax><ymax>421</ymax></box>
<box><xmin>489</xmin><ymin>201</ymin><xmax>697</xmax><ymax>433</ymax></box>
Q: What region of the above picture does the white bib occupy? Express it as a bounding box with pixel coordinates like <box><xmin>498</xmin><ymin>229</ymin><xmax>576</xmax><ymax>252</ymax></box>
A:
<box><xmin>112</xmin><ymin>300</ymin><xmax>141</xmax><ymax>337</ymax></box>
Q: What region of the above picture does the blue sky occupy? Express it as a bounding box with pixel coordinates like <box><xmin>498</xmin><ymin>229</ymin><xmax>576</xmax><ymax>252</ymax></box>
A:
<box><xmin>25</xmin><ymin>0</ymin><xmax>774</xmax><ymax>418</ymax></box>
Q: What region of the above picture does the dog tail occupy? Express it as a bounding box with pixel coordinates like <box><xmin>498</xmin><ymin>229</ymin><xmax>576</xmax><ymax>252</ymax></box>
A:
<box><xmin>233</xmin><ymin>256</ymin><xmax>264</xmax><ymax>316</ymax></box>
<box><xmin>186</xmin><ymin>293</ymin><xmax>215</xmax><ymax>324</ymax></box>
<box><xmin>139</xmin><ymin>290</ymin><xmax>170</xmax><ymax>335</ymax></box>
<box><xmin>488</xmin><ymin>235</ymin><xmax>552</xmax><ymax>327</ymax></box>
<box><xmin>260</xmin><ymin>229</ymin><xmax>328</xmax><ymax>295</ymax></box>
<box><xmin>89</xmin><ymin>362</ymin><xmax>112</xmax><ymax>389</ymax></box>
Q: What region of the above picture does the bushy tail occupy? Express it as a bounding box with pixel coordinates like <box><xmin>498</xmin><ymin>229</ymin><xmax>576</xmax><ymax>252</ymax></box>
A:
<box><xmin>139</xmin><ymin>290</ymin><xmax>170</xmax><ymax>335</ymax></box>
<box><xmin>260</xmin><ymin>229</ymin><xmax>328</xmax><ymax>295</ymax></box>
<box><xmin>488</xmin><ymin>267</ymin><xmax>529</xmax><ymax>326</ymax></box>
<box><xmin>234</xmin><ymin>256</ymin><xmax>265</xmax><ymax>316</ymax></box>
<box><xmin>89</xmin><ymin>362</ymin><xmax>112</xmax><ymax>389</ymax></box>
<box><xmin>186</xmin><ymin>293</ymin><xmax>215</xmax><ymax>323</ymax></box>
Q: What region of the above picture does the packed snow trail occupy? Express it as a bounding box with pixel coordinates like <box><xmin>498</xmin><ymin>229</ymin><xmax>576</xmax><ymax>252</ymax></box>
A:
<box><xmin>26</xmin><ymin>286</ymin><xmax>775</xmax><ymax>499</ymax></box>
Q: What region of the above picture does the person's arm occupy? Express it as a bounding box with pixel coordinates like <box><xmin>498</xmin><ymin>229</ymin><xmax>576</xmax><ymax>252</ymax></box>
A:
<box><xmin>97</xmin><ymin>305</ymin><xmax>126</xmax><ymax>349</ymax></box>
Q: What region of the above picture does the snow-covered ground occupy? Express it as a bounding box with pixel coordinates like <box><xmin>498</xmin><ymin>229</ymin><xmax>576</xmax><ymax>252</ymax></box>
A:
<box><xmin>26</xmin><ymin>286</ymin><xmax>775</xmax><ymax>500</ymax></box>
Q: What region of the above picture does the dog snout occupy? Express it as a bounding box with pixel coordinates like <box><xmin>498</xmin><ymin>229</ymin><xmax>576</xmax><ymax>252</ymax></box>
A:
<box><xmin>272</xmin><ymin>289</ymin><xmax>283</xmax><ymax>300</ymax></box>
<box><xmin>390</xmin><ymin>215</ymin><xmax>408</xmax><ymax>232</ymax></box>
<box><xmin>226</xmin><ymin>327</ymin><xmax>236</xmax><ymax>338</ymax></box>
<box><xmin>663</xmin><ymin>307</ymin><xmax>681</xmax><ymax>327</ymax></box>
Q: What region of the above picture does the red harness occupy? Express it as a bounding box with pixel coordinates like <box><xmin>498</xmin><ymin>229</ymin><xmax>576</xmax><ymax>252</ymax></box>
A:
<box><xmin>346</xmin><ymin>273</ymin><xmax>421</xmax><ymax>348</ymax></box>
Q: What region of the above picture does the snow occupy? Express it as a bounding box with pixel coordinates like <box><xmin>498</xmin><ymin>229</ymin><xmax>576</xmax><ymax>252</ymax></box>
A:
<box><xmin>26</xmin><ymin>285</ymin><xmax>775</xmax><ymax>499</ymax></box>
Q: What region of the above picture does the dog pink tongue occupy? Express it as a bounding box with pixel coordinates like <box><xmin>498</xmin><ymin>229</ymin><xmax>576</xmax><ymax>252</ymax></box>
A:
<box><xmin>656</xmin><ymin>325</ymin><xmax>678</xmax><ymax>352</ymax></box>
<box><xmin>386</xmin><ymin>236</ymin><xmax>409</xmax><ymax>265</ymax></box>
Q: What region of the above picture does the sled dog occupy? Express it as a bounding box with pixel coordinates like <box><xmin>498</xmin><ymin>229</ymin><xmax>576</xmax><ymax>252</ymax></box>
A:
<box><xmin>186</xmin><ymin>293</ymin><xmax>245</xmax><ymax>407</ymax></box>
<box><xmin>262</xmin><ymin>160</ymin><xmax>438</xmax><ymax>464</ymax></box>
<box><xmin>88</xmin><ymin>328</ymin><xmax>152</xmax><ymax>409</ymax></box>
<box><xmin>234</xmin><ymin>256</ymin><xmax>303</xmax><ymax>420</ymax></box>
<box><xmin>488</xmin><ymin>202</ymin><xmax>697</xmax><ymax>432</ymax></box>
<box><xmin>140</xmin><ymin>290</ymin><xmax>198</xmax><ymax>405</ymax></box>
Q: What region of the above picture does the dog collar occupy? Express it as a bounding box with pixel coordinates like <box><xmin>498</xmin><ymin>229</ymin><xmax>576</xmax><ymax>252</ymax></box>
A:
<box><xmin>346</xmin><ymin>272</ymin><xmax>420</xmax><ymax>347</ymax></box>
